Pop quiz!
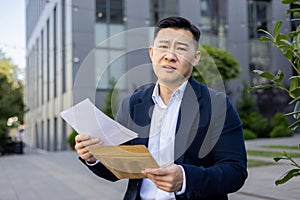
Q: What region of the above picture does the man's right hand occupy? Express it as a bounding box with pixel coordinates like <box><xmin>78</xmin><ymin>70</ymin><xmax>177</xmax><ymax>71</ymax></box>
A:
<box><xmin>74</xmin><ymin>134</ymin><xmax>101</xmax><ymax>163</ymax></box>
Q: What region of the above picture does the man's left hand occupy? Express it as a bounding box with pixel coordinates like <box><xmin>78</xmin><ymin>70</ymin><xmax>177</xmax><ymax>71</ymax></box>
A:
<box><xmin>141</xmin><ymin>163</ymin><xmax>183</xmax><ymax>192</ymax></box>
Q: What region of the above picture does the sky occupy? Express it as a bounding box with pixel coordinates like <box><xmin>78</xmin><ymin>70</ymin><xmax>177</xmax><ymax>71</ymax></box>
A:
<box><xmin>0</xmin><ymin>0</ymin><xmax>25</xmax><ymax>71</ymax></box>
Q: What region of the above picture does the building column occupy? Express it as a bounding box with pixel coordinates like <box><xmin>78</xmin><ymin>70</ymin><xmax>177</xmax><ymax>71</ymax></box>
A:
<box><xmin>226</xmin><ymin>0</ymin><xmax>250</xmax><ymax>104</ymax></box>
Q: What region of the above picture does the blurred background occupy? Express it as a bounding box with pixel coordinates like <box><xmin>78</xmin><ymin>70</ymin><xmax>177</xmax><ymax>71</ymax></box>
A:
<box><xmin>0</xmin><ymin>0</ymin><xmax>298</xmax><ymax>153</ymax></box>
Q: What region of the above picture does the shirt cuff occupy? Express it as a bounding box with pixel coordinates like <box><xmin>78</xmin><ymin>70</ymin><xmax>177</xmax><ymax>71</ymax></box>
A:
<box><xmin>175</xmin><ymin>165</ymin><xmax>186</xmax><ymax>195</ymax></box>
<box><xmin>85</xmin><ymin>160</ymin><xmax>99</xmax><ymax>166</ymax></box>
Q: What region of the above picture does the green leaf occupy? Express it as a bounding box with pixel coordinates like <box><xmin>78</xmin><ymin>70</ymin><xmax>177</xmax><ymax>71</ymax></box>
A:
<box><xmin>292</xmin><ymin>101</ymin><xmax>300</xmax><ymax>119</ymax></box>
<box><xmin>248</xmin><ymin>85</ymin><xmax>274</xmax><ymax>92</ymax></box>
<box><xmin>289</xmin><ymin>96</ymin><xmax>300</xmax><ymax>104</ymax></box>
<box><xmin>275</xmin><ymin>169</ymin><xmax>300</xmax><ymax>185</ymax></box>
<box><xmin>285</xmin><ymin>110</ymin><xmax>300</xmax><ymax>117</ymax></box>
<box><xmin>289</xmin><ymin>75</ymin><xmax>300</xmax><ymax>80</ymax></box>
<box><xmin>282</xmin><ymin>0</ymin><xmax>298</xmax><ymax>4</ymax></box>
<box><xmin>252</xmin><ymin>70</ymin><xmax>275</xmax><ymax>79</ymax></box>
<box><xmin>259</xmin><ymin>36</ymin><xmax>272</xmax><ymax>42</ymax></box>
<box><xmin>290</xmin><ymin>88</ymin><xmax>300</xmax><ymax>98</ymax></box>
<box><xmin>274</xmin><ymin>156</ymin><xmax>289</xmax><ymax>162</ymax></box>
<box><xmin>283</xmin><ymin>49</ymin><xmax>293</xmax><ymax>60</ymax></box>
<box><xmin>280</xmin><ymin>39</ymin><xmax>293</xmax><ymax>47</ymax></box>
<box><xmin>291</xmin><ymin>19</ymin><xmax>300</xmax><ymax>22</ymax></box>
<box><xmin>258</xmin><ymin>29</ymin><xmax>274</xmax><ymax>40</ymax></box>
<box><xmin>288</xmin><ymin>30</ymin><xmax>300</xmax><ymax>38</ymax></box>
<box><xmin>273</xmin><ymin>70</ymin><xmax>284</xmax><ymax>84</ymax></box>
<box><xmin>288</xmin><ymin>119</ymin><xmax>300</xmax><ymax>130</ymax></box>
<box><xmin>274</xmin><ymin>21</ymin><xmax>283</xmax><ymax>37</ymax></box>
<box><xmin>286</xmin><ymin>8</ymin><xmax>300</xmax><ymax>14</ymax></box>
<box><xmin>289</xmin><ymin>77</ymin><xmax>299</xmax><ymax>92</ymax></box>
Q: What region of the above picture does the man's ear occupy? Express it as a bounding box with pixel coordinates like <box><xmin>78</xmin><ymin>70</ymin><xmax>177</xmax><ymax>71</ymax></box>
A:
<box><xmin>192</xmin><ymin>51</ymin><xmax>201</xmax><ymax>66</ymax></box>
<box><xmin>148</xmin><ymin>46</ymin><xmax>154</xmax><ymax>61</ymax></box>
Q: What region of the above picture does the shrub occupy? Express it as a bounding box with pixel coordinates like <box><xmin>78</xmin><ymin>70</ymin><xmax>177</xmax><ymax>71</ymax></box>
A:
<box><xmin>193</xmin><ymin>44</ymin><xmax>240</xmax><ymax>85</ymax></box>
<box><xmin>242</xmin><ymin>111</ymin><xmax>272</xmax><ymax>138</ymax></box>
<box><xmin>270</xmin><ymin>126</ymin><xmax>293</xmax><ymax>138</ymax></box>
<box><xmin>243</xmin><ymin>129</ymin><xmax>257</xmax><ymax>140</ymax></box>
<box><xmin>271</xmin><ymin>112</ymin><xmax>290</xmax><ymax>128</ymax></box>
<box><xmin>102</xmin><ymin>77</ymin><xmax>119</xmax><ymax>119</ymax></box>
<box><xmin>67</xmin><ymin>130</ymin><xmax>78</xmax><ymax>150</ymax></box>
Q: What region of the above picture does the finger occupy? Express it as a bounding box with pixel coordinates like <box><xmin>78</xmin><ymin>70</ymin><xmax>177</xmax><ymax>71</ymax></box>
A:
<box><xmin>144</xmin><ymin>168</ymin><xmax>168</xmax><ymax>176</ymax></box>
<box><xmin>77</xmin><ymin>147</ymin><xmax>89</xmax><ymax>155</ymax></box>
<box><xmin>81</xmin><ymin>138</ymin><xmax>101</xmax><ymax>147</ymax></box>
<box><xmin>80</xmin><ymin>151</ymin><xmax>94</xmax><ymax>160</ymax></box>
<box><xmin>74</xmin><ymin>142</ymin><xmax>84</xmax><ymax>151</ymax></box>
<box><xmin>75</xmin><ymin>134</ymin><xmax>90</xmax><ymax>143</ymax></box>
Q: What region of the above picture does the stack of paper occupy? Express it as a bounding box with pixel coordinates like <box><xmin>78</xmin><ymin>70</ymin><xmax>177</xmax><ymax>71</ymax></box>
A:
<box><xmin>60</xmin><ymin>98</ymin><xmax>138</xmax><ymax>145</ymax></box>
<box><xmin>60</xmin><ymin>98</ymin><xmax>158</xmax><ymax>179</ymax></box>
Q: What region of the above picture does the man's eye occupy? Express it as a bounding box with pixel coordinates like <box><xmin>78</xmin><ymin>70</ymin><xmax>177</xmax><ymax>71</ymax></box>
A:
<box><xmin>177</xmin><ymin>47</ymin><xmax>187</xmax><ymax>51</ymax></box>
<box><xmin>158</xmin><ymin>45</ymin><xmax>168</xmax><ymax>49</ymax></box>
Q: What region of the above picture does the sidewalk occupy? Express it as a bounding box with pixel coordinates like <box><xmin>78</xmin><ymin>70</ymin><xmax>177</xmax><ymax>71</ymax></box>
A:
<box><xmin>0</xmin><ymin>148</ymin><xmax>128</xmax><ymax>200</ymax></box>
<box><xmin>230</xmin><ymin>133</ymin><xmax>300</xmax><ymax>200</ymax></box>
<box><xmin>0</xmin><ymin>134</ymin><xmax>299</xmax><ymax>200</ymax></box>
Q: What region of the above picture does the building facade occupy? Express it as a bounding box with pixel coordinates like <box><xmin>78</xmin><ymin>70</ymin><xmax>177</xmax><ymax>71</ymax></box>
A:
<box><xmin>25</xmin><ymin>0</ymin><xmax>291</xmax><ymax>150</ymax></box>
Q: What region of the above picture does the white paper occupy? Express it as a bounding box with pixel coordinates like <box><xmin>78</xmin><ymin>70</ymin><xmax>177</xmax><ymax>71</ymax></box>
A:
<box><xmin>60</xmin><ymin>98</ymin><xmax>138</xmax><ymax>146</ymax></box>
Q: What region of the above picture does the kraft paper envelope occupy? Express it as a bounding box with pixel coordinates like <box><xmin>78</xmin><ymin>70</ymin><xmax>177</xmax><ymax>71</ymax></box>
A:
<box><xmin>88</xmin><ymin>145</ymin><xmax>159</xmax><ymax>179</ymax></box>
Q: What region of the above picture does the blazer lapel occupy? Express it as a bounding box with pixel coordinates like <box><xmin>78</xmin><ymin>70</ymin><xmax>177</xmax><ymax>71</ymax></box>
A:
<box><xmin>130</xmin><ymin>86</ymin><xmax>155</xmax><ymax>147</ymax></box>
<box><xmin>175</xmin><ymin>78</ymin><xmax>202</xmax><ymax>164</ymax></box>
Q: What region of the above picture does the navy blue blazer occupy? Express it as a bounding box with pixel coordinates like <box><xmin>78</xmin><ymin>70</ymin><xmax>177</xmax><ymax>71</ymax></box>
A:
<box><xmin>82</xmin><ymin>77</ymin><xmax>248</xmax><ymax>200</ymax></box>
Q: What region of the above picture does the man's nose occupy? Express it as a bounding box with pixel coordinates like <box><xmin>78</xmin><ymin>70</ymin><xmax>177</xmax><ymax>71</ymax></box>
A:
<box><xmin>164</xmin><ymin>49</ymin><xmax>177</xmax><ymax>61</ymax></box>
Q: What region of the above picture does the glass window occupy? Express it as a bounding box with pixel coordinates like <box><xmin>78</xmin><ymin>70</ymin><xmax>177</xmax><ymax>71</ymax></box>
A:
<box><xmin>95</xmin><ymin>0</ymin><xmax>125</xmax><ymax>90</ymax></box>
<box><xmin>96</xmin><ymin>0</ymin><xmax>124</xmax><ymax>24</ymax></box>
<box><xmin>150</xmin><ymin>0</ymin><xmax>179</xmax><ymax>25</ymax></box>
<box><xmin>95</xmin><ymin>49</ymin><xmax>126</xmax><ymax>90</ymax></box>
<box><xmin>200</xmin><ymin>0</ymin><xmax>227</xmax><ymax>48</ymax></box>
<box><xmin>248</xmin><ymin>0</ymin><xmax>272</xmax><ymax>86</ymax></box>
<box><xmin>248</xmin><ymin>0</ymin><xmax>271</xmax><ymax>39</ymax></box>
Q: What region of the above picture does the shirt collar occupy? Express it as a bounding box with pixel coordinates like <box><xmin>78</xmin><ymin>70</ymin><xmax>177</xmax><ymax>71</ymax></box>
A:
<box><xmin>152</xmin><ymin>80</ymin><xmax>188</xmax><ymax>106</ymax></box>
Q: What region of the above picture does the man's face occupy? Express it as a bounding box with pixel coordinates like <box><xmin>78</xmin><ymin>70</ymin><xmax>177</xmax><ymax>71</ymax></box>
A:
<box><xmin>149</xmin><ymin>28</ymin><xmax>201</xmax><ymax>88</ymax></box>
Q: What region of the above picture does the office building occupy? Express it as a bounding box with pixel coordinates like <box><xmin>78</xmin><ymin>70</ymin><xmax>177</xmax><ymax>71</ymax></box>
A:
<box><xmin>25</xmin><ymin>0</ymin><xmax>290</xmax><ymax>150</ymax></box>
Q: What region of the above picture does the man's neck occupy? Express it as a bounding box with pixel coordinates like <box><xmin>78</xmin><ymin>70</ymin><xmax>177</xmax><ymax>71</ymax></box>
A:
<box><xmin>158</xmin><ymin>85</ymin><xmax>173</xmax><ymax>105</ymax></box>
<box><xmin>158</xmin><ymin>81</ymin><xmax>186</xmax><ymax>105</ymax></box>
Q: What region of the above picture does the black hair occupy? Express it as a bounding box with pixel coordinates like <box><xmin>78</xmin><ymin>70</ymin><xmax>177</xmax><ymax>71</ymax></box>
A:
<box><xmin>154</xmin><ymin>16</ymin><xmax>201</xmax><ymax>43</ymax></box>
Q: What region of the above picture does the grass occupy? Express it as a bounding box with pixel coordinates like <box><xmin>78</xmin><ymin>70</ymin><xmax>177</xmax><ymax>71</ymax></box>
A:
<box><xmin>248</xmin><ymin>160</ymin><xmax>274</xmax><ymax>168</ymax></box>
<box><xmin>261</xmin><ymin>145</ymin><xmax>300</xmax><ymax>150</ymax></box>
<box><xmin>247</xmin><ymin>150</ymin><xmax>300</xmax><ymax>158</ymax></box>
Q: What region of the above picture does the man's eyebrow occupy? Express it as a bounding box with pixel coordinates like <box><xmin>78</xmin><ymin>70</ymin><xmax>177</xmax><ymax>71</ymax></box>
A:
<box><xmin>158</xmin><ymin>40</ymin><xmax>169</xmax><ymax>44</ymax></box>
<box><xmin>157</xmin><ymin>40</ymin><xmax>189</xmax><ymax>47</ymax></box>
<box><xmin>177</xmin><ymin>41</ymin><xmax>189</xmax><ymax>47</ymax></box>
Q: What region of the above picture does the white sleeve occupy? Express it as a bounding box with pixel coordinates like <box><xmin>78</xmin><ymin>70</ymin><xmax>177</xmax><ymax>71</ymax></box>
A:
<box><xmin>175</xmin><ymin>165</ymin><xmax>186</xmax><ymax>195</ymax></box>
<box><xmin>85</xmin><ymin>160</ymin><xmax>99</xmax><ymax>166</ymax></box>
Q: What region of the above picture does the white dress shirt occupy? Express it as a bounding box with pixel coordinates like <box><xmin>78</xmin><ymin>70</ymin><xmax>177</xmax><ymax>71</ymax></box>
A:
<box><xmin>140</xmin><ymin>81</ymin><xmax>187</xmax><ymax>200</ymax></box>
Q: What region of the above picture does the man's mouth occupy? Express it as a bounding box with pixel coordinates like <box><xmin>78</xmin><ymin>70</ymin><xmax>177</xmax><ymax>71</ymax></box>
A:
<box><xmin>162</xmin><ymin>65</ymin><xmax>176</xmax><ymax>70</ymax></box>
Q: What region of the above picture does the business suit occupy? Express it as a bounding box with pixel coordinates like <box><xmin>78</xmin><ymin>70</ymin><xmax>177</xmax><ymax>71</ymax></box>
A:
<box><xmin>82</xmin><ymin>76</ymin><xmax>248</xmax><ymax>200</ymax></box>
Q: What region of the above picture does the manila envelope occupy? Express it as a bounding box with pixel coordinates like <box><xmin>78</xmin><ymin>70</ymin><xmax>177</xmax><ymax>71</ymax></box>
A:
<box><xmin>88</xmin><ymin>145</ymin><xmax>159</xmax><ymax>179</ymax></box>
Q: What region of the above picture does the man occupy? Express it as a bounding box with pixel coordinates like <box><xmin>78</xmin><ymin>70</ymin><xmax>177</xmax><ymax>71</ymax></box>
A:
<box><xmin>75</xmin><ymin>16</ymin><xmax>247</xmax><ymax>200</ymax></box>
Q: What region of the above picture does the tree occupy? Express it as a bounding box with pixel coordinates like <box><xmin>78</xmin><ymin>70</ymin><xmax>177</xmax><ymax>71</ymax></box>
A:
<box><xmin>102</xmin><ymin>77</ymin><xmax>119</xmax><ymax>119</ymax></box>
<box><xmin>193</xmin><ymin>44</ymin><xmax>240</xmax><ymax>85</ymax></box>
<box><xmin>0</xmin><ymin>49</ymin><xmax>25</xmax><ymax>153</ymax></box>
<box><xmin>249</xmin><ymin>0</ymin><xmax>300</xmax><ymax>185</ymax></box>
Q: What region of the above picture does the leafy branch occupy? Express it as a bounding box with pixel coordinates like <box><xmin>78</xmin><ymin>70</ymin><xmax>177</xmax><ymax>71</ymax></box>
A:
<box><xmin>273</xmin><ymin>146</ymin><xmax>300</xmax><ymax>185</ymax></box>
<box><xmin>249</xmin><ymin>0</ymin><xmax>300</xmax><ymax>185</ymax></box>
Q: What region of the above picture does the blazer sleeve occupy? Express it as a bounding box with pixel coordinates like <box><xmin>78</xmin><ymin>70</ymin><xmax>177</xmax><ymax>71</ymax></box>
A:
<box><xmin>180</xmin><ymin>96</ymin><xmax>248</xmax><ymax>199</ymax></box>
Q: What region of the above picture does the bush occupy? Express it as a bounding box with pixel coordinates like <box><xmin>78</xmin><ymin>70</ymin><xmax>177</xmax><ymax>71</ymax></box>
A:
<box><xmin>243</xmin><ymin>111</ymin><xmax>272</xmax><ymax>138</ymax></box>
<box><xmin>67</xmin><ymin>130</ymin><xmax>78</xmax><ymax>150</ymax></box>
<box><xmin>270</xmin><ymin>126</ymin><xmax>293</xmax><ymax>138</ymax></box>
<box><xmin>271</xmin><ymin>112</ymin><xmax>290</xmax><ymax>128</ymax></box>
<box><xmin>193</xmin><ymin>44</ymin><xmax>240</xmax><ymax>85</ymax></box>
<box><xmin>243</xmin><ymin>129</ymin><xmax>257</xmax><ymax>140</ymax></box>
